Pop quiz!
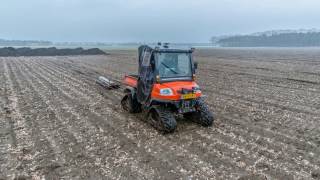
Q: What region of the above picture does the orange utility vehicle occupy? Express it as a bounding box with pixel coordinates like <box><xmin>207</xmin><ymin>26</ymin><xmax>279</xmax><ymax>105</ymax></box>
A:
<box><xmin>121</xmin><ymin>43</ymin><xmax>214</xmax><ymax>133</ymax></box>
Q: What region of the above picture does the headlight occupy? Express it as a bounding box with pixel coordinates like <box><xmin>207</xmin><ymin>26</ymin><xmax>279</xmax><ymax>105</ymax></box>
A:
<box><xmin>160</xmin><ymin>88</ymin><xmax>173</xmax><ymax>96</ymax></box>
<box><xmin>194</xmin><ymin>85</ymin><xmax>201</xmax><ymax>93</ymax></box>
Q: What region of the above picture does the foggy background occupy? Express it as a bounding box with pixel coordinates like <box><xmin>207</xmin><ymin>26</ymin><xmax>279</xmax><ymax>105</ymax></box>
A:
<box><xmin>0</xmin><ymin>0</ymin><xmax>319</xmax><ymax>43</ymax></box>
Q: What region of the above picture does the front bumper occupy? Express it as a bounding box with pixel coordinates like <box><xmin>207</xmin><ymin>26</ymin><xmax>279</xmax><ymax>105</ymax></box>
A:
<box><xmin>150</xmin><ymin>97</ymin><xmax>200</xmax><ymax>114</ymax></box>
<box><xmin>177</xmin><ymin>99</ymin><xmax>197</xmax><ymax>113</ymax></box>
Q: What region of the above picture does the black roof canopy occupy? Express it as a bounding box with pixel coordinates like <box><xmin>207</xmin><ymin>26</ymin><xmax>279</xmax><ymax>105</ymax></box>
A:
<box><xmin>139</xmin><ymin>44</ymin><xmax>194</xmax><ymax>55</ymax></box>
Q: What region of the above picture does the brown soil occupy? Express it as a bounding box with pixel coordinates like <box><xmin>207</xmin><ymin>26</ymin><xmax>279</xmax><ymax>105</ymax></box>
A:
<box><xmin>0</xmin><ymin>48</ymin><xmax>319</xmax><ymax>179</ymax></box>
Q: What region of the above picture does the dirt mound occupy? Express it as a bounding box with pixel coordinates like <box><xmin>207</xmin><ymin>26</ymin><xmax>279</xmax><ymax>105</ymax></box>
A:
<box><xmin>0</xmin><ymin>47</ymin><xmax>107</xmax><ymax>57</ymax></box>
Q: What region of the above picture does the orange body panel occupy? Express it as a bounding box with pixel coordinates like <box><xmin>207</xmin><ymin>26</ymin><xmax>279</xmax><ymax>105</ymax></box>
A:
<box><xmin>123</xmin><ymin>75</ymin><xmax>201</xmax><ymax>101</ymax></box>
<box><xmin>151</xmin><ymin>81</ymin><xmax>201</xmax><ymax>101</ymax></box>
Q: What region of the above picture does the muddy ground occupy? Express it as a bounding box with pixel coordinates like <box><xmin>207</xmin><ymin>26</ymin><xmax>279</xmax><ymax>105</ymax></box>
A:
<box><xmin>0</xmin><ymin>48</ymin><xmax>320</xmax><ymax>180</ymax></box>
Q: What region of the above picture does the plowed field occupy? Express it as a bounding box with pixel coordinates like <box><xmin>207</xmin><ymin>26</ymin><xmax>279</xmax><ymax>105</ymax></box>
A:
<box><xmin>1</xmin><ymin>48</ymin><xmax>320</xmax><ymax>180</ymax></box>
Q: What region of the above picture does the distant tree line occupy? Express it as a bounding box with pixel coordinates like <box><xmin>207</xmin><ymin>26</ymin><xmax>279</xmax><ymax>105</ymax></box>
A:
<box><xmin>215</xmin><ymin>32</ymin><xmax>320</xmax><ymax>47</ymax></box>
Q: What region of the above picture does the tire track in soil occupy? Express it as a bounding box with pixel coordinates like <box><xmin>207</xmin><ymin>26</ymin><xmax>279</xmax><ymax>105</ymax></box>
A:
<box><xmin>23</xmin><ymin>57</ymin><xmax>228</xmax><ymax>179</ymax></box>
<box><xmin>18</xmin><ymin>58</ymin><xmax>180</xmax><ymax>179</ymax></box>
<box><xmin>40</xmin><ymin>57</ymin><xmax>310</xmax><ymax>179</ymax></box>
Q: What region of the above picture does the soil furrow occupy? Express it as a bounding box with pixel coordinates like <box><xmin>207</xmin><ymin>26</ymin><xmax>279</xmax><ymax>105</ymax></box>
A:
<box><xmin>208</xmin><ymin>97</ymin><xmax>320</xmax><ymax>149</ymax></box>
<box><xmin>19</xmin><ymin>58</ymin><xmax>189</xmax><ymax>179</ymax></box>
<box><xmin>0</xmin><ymin>58</ymin><xmax>14</xmax><ymax>178</ymax></box>
<box><xmin>210</xmin><ymin>101</ymin><xmax>320</xmax><ymax>160</ymax></box>
<box><xmin>5</xmin><ymin>59</ymin><xmax>61</xmax><ymax>179</ymax></box>
<box><xmin>16</xmin><ymin>58</ymin><xmax>153</xmax><ymax>179</ymax></box>
<box><xmin>14</xmin><ymin>58</ymin><xmax>130</xmax><ymax>179</ymax></box>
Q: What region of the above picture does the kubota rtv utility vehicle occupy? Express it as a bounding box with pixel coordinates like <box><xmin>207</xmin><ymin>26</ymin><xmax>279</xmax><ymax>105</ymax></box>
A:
<box><xmin>121</xmin><ymin>43</ymin><xmax>214</xmax><ymax>133</ymax></box>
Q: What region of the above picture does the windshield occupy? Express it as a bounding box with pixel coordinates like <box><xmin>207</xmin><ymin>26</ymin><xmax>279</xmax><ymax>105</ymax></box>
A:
<box><xmin>156</xmin><ymin>52</ymin><xmax>192</xmax><ymax>79</ymax></box>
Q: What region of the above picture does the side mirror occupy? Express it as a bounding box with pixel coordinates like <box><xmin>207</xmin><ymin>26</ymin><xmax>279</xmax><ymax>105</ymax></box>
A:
<box><xmin>194</xmin><ymin>62</ymin><xmax>198</xmax><ymax>70</ymax></box>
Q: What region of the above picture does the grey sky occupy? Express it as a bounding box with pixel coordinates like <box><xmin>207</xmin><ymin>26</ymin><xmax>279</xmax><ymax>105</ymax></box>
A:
<box><xmin>0</xmin><ymin>0</ymin><xmax>319</xmax><ymax>43</ymax></box>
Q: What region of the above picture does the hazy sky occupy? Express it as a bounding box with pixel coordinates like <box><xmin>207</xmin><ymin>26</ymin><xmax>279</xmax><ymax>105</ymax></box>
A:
<box><xmin>0</xmin><ymin>0</ymin><xmax>319</xmax><ymax>43</ymax></box>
